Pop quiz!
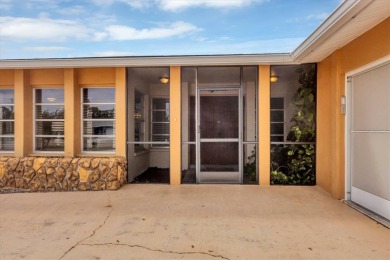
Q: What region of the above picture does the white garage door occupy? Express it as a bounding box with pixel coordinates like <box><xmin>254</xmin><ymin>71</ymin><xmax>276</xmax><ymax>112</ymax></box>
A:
<box><xmin>349</xmin><ymin>62</ymin><xmax>390</xmax><ymax>220</ymax></box>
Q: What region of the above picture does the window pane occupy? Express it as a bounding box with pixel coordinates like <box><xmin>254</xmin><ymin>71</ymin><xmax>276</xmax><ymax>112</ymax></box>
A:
<box><xmin>83</xmin><ymin>104</ymin><xmax>115</xmax><ymax>119</ymax></box>
<box><xmin>271</xmin><ymin>144</ymin><xmax>316</xmax><ymax>185</ymax></box>
<box><xmin>35</xmin><ymin>105</ymin><xmax>64</xmax><ymax>119</ymax></box>
<box><xmin>0</xmin><ymin>90</ymin><xmax>14</xmax><ymax>104</ymax></box>
<box><xmin>0</xmin><ymin>122</ymin><xmax>14</xmax><ymax>135</ymax></box>
<box><xmin>271</xmin><ymin>136</ymin><xmax>284</xmax><ymax>142</ymax></box>
<box><xmin>243</xmin><ymin>143</ymin><xmax>257</xmax><ymax>184</ymax></box>
<box><xmin>83</xmin><ymin>121</ymin><xmax>115</xmax><ymax>135</ymax></box>
<box><xmin>83</xmin><ymin>88</ymin><xmax>115</xmax><ymax>103</ymax></box>
<box><xmin>0</xmin><ymin>106</ymin><xmax>14</xmax><ymax>119</ymax></box>
<box><xmin>36</xmin><ymin>121</ymin><xmax>64</xmax><ymax>135</ymax></box>
<box><xmin>83</xmin><ymin>137</ymin><xmax>115</xmax><ymax>152</ymax></box>
<box><xmin>35</xmin><ymin>89</ymin><xmax>64</xmax><ymax>103</ymax></box>
<box><xmin>152</xmin><ymin>123</ymin><xmax>169</xmax><ymax>135</ymax></box>
<box><xmin>271</xmin><ymin>111</ymin><xmax>284</xmax><ymax>122</ymax></box>
<box><xmin>0</xmin><ymin>137</ymin><xmax>14</xmax><ymax>151</ymax></box>
<box><xmin>152</xmin><ymin>98</ymin><xmax>169</xmax><ymax>110</ymax></box>
<box><xmin>134</xmin><ymin>121</ymin><xmax>144</xmax><ymax>141</ymax></box>
<box><xmin>270</xmin><ymin>98</ymin><xmax>284</xmax><ymax>109</ymax></box>
<box><xmin>35</xmin><ymin>137</ymin><xmax>64</xmax><ymax>151</ymax></box>
<box><xmin>198</xmin><ymin>67</ymin><xmax>241</xmax><ymax>85</ymax></box>
<box><xmin>153</xmin><ymin>111</ymin><xmax>170</xmax><ymax>122</ymax></box>
<box><xmin>271</xmin><ymin>123</ymin><xmax>284</xmax><ymax>135</ymax></box>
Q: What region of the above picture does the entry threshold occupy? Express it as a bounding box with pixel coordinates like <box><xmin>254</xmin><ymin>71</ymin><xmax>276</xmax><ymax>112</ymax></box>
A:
<box><xmin>344</xmin><ymin>200</ymin><xmax>390</xmax><ymax>228</ymax></box>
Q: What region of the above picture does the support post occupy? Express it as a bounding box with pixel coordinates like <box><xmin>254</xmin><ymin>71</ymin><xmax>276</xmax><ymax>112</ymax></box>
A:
<box><xmin>170</xmin><ymin>66</ymin><xmax>181</xmax><ymax>185</ymax></box>
<box><xmin>258</xmin><ymin>65</ymin><xmax>271</xmax><ymax>185</ymax></box>
<box><xmin>14</xmin><ymin>69</ymin><xmax>32</xmax><ymax>156</ymax></box>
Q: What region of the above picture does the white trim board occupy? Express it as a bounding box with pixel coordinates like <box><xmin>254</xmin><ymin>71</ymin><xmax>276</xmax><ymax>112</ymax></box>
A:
<box><xmin>351</xmin><ymin>187</ymin><xmax>390</xmax><ymax>220</ymax></box>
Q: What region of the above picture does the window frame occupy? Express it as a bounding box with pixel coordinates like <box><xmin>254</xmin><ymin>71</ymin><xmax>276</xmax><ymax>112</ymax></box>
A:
<box><xmin>33</xmin><ymin>88</ymin><xmax>65</xmax><ymax>154</ymax></box>
<box><xmin>0</xmin><ymin>88</ymin><xmax>15</xmax><ymax>153</ymax></box>
<box><xmin>81</xmin><ymin>87</ymin><xmax>116</xmax><ymax>154</ymax></box>
<box><xmin>151</xmin><ymin>96</ymin><xmax>170</xmax><ymax>149</ymax></box>
<box><xmin>270</xmin><ymin>97</ymin><xmax>285</xmax><ymax>142</ymax></box>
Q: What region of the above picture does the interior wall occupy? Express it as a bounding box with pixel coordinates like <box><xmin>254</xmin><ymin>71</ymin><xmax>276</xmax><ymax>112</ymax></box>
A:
<box><xmin>316</xmin><ymin>17</ymin><xmax>390</xmax><ymax>199</ymax></box>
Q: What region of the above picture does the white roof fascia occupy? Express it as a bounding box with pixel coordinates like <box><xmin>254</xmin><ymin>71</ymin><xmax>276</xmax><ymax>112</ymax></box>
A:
<box><xmin>0</xmin><ymin>54</ymin><xmax>294</xmax><ymax>69</ymax></box>
<box><xmin>291</xmin><ymin>0</ymin><xmax>375</xmax><ymax>62</ymax></box>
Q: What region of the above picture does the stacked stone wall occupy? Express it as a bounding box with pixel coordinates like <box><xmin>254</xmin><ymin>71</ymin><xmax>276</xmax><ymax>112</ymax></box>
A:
<box><xmin>0</xmin><ymin>156</ymin><xmax>127</xmax><ymax>192</ymax></box>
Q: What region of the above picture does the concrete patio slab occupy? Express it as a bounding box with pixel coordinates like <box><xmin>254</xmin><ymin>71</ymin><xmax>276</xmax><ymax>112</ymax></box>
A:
<box><xmin>0</xmin><ymin>185</ymin><xmax>389</xmax><ymax>259</ymax></box>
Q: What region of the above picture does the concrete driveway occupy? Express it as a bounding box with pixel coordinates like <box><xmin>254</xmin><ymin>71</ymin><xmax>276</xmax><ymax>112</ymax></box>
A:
<box><xmin>0</xmin><ymin>185</ymin><xmax>389</xmax><ymax>259</ymax></box>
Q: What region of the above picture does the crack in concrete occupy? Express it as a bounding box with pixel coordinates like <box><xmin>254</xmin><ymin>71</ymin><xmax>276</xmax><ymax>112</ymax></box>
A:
<box><xmin>79</xmin><ymin>242</ymin><xmax>230</xmax><ymax>259</ymax></box>
<box><xmin>58</xmin><ymin>202</ymin><xmax>113</xmax><ymax>260</ymax></box>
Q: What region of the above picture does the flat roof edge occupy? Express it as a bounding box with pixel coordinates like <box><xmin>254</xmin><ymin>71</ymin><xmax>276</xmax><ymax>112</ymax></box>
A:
<box><xmin>0</xmin><ymin>54</ymin><xmax>294</xmax><ymax>69</ymax></box>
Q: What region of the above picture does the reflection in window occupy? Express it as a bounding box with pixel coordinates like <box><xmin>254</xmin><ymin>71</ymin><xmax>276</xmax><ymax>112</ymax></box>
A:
<box><xmin>0</xmin><ymin>89</ymin><xmax>15</xmax><ymax>152</ymax></box>
<box><xmin>82</xmin><ymin>88</ymin><xmax>115</xmax><ymax>152</ymax></box>
<box><xmin>34</xmin><ymin>89</ymin><xmax>64</xmax><ymax>152</ymax></box>
<box><xmin>151</xmin><ymin>97</ymin><xmax>169</xmax><ymax>147</ymax></box>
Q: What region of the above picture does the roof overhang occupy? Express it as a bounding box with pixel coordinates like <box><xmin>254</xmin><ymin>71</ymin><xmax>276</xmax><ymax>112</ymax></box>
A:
<box><xmin>0</xmin><ymin>53</ymin><xmax>294</xmax><ymax>69</ymax></box>
<box><xmin>0</xmin><ymin>0</ymin><xmax>388</xmax><ymax>69</ymax></box>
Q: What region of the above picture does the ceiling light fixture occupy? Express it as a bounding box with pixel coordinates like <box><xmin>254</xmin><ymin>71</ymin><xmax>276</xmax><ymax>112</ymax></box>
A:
<box><xmin>47</xmin><ymin>97</ymin><xmax>56</xmax><ymax>102</ymax></box>
<box><xmin>270</xmin><ymin>75</ymin><xmax>279</xmax><ymax>83</ymax></box>
<box><xmin>159</xmin><ymin>76</ymin><xmax>169</xmax><ymax>84</ymax></box>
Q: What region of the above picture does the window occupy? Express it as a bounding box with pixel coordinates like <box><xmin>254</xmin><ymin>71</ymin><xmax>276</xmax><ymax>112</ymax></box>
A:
<box><xmin>270</xmin><ymin>97</ymin><xmax>284</xmax><ymax>142</ymax></box>
<box><xmin>134</xmin><ymin>91</ymin><xmax>145</xmax><ymax>152</ymax></box>
<box><xmin>82</xmin><ymin>88</ymin><xmax>115</xmax><ymax>153</ymax></box>
<box><xmin>34</xmin><ymin>89</ymin><xmax>65</xmax><ymax>152</ymax></box>
<box><xmin>151</xmin><ymin>97</ymin><xmax>169</xmax><ymax>148</ymax></box>
<box><xmin>0</xmin><ymin>89</ymin><xmax>15</xmax><ymax>152</ymax></box>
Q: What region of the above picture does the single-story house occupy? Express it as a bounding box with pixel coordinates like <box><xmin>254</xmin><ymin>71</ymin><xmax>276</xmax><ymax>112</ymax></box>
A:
<box><xmin>0</xmin><ymin>0</ymin><xmax>389</xmax><ymax>220</ymax></box>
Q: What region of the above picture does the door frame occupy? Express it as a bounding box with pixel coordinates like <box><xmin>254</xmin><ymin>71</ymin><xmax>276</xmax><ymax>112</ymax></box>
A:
<box><xmin>196</xmin><ymin>86</ymin><xmax>243</xmax><ymax>183</ymax></box>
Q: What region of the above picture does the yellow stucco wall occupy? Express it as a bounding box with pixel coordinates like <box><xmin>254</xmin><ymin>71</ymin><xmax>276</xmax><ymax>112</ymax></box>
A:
<box><xmin>2</xmin><ymin>67</ymin><xmax>122</xmax><ymax>157</ymax></box>
<box><xmin>115</xmin><ymin>67</ymin><xmax>127</xmax><ymax>157</ymax></box>
<box><xmin>258</xmin><ymin>65</ymin><xmax>271</xmax><ymax>185</ymax></box>
<box><xmin>77</xmin><ymin>68</ymin><xmax>115</xmax><ymax>86</ymax></box>
<box><xmin>0</xmin><ymin>70</ymin><xmax>14</xmax><ymax>86</ymax></box>
<box><xmin>170</xmin><ymin>66</ymin><xmax>181</xmax><ymax>185</ymax></box>
<box><xmin>316</xmin><ymin>17</ymin><xmax>390</xmax><ymax>199</ymax></box>
<box><xmin>30</xmin><ymin>69</ymin><xmax>64</xmax><ymax>86</ymax></box>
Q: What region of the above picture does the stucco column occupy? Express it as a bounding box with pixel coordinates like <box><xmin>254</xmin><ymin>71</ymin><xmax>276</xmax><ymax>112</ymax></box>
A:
<box><xmin>14</xmin><ymin>69</ymin><xmax>32</xmax><ymax>156</ymax></box>
<box><xmin>170</xmin><ymin>66</ymin><xmax>181</xmax><ymax>185</ymax></box>
<box><xmin>258</xmin><ymin>65</ymin><xmax>271</xmax><ymax>185</ymax></box>
<box><xmin>115</xmin><ymin>67</ymin><xmax>127</xmax><ymax>157</ymax></box>
<box><xmin>64</xmin><ymin>68</ymin><xmax>80</xmax><ymax>156</ymax></box>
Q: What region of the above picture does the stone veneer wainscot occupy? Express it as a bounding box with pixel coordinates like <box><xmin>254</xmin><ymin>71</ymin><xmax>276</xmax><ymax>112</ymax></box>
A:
<box><xmin>0</xmin><ymin>156</ymin><xmax>127</xmax><ymax>192</ymax></box>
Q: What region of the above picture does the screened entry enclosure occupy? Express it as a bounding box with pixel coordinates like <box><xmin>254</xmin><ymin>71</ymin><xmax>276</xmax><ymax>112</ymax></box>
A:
<box><xmin>270</xmin><ymin>64</ymin><xmax>317</xmax><ymax>185</ymax></box>
<box><xmin>127</xmin><ymin>67</ymin><xmax>170</xmax><ymax>183</ymax></box>
<box><xmin>181</xmin><ymin>67</ymin><xmax>258</xmax><ymax>184</ymax></box>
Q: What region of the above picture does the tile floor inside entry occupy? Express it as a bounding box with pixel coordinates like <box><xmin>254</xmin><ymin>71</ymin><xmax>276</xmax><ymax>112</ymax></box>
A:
<box><xmin>131</xmin><ymin>166</ymin><xmax>257</xmax><ymax>184</ymax></box>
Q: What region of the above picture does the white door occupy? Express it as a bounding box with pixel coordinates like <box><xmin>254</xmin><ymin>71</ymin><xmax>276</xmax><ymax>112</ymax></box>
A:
<box><xmin>349</xmin><ymin>62</ymin><xmax>390</xmax><ymax>220</ymax></box>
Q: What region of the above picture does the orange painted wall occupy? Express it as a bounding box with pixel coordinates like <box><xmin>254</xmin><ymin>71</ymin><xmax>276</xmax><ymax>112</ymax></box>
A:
<box><xmin>29</xmin><ymin>69</ymin><xmax>64</xmax><ymax>86</ymax></box>
<box><xmin>77</xmin><ymin>68</ymin><xmax>115</xmax><ymax>86</ymax></box>
<box><xmin>316</xmin><ymin>17</ymin><xmax>390</xmax><ymax>199</ymax></box>
<box><xmin>0</xmin><ymin>70</ymin><xmax>14</xmax><ymax>86</ymax></box>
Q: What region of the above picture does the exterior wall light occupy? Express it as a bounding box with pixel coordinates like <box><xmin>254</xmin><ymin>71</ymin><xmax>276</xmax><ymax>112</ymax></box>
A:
<box><xmin>159</xmin><ymin>77</ymin><xmax>169</xmax><ymax>84</ymax></box>
<box><xmin>270</xmin><ymin>75</ymin><xmax>279</xmax><ymax>83</ymax></box>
